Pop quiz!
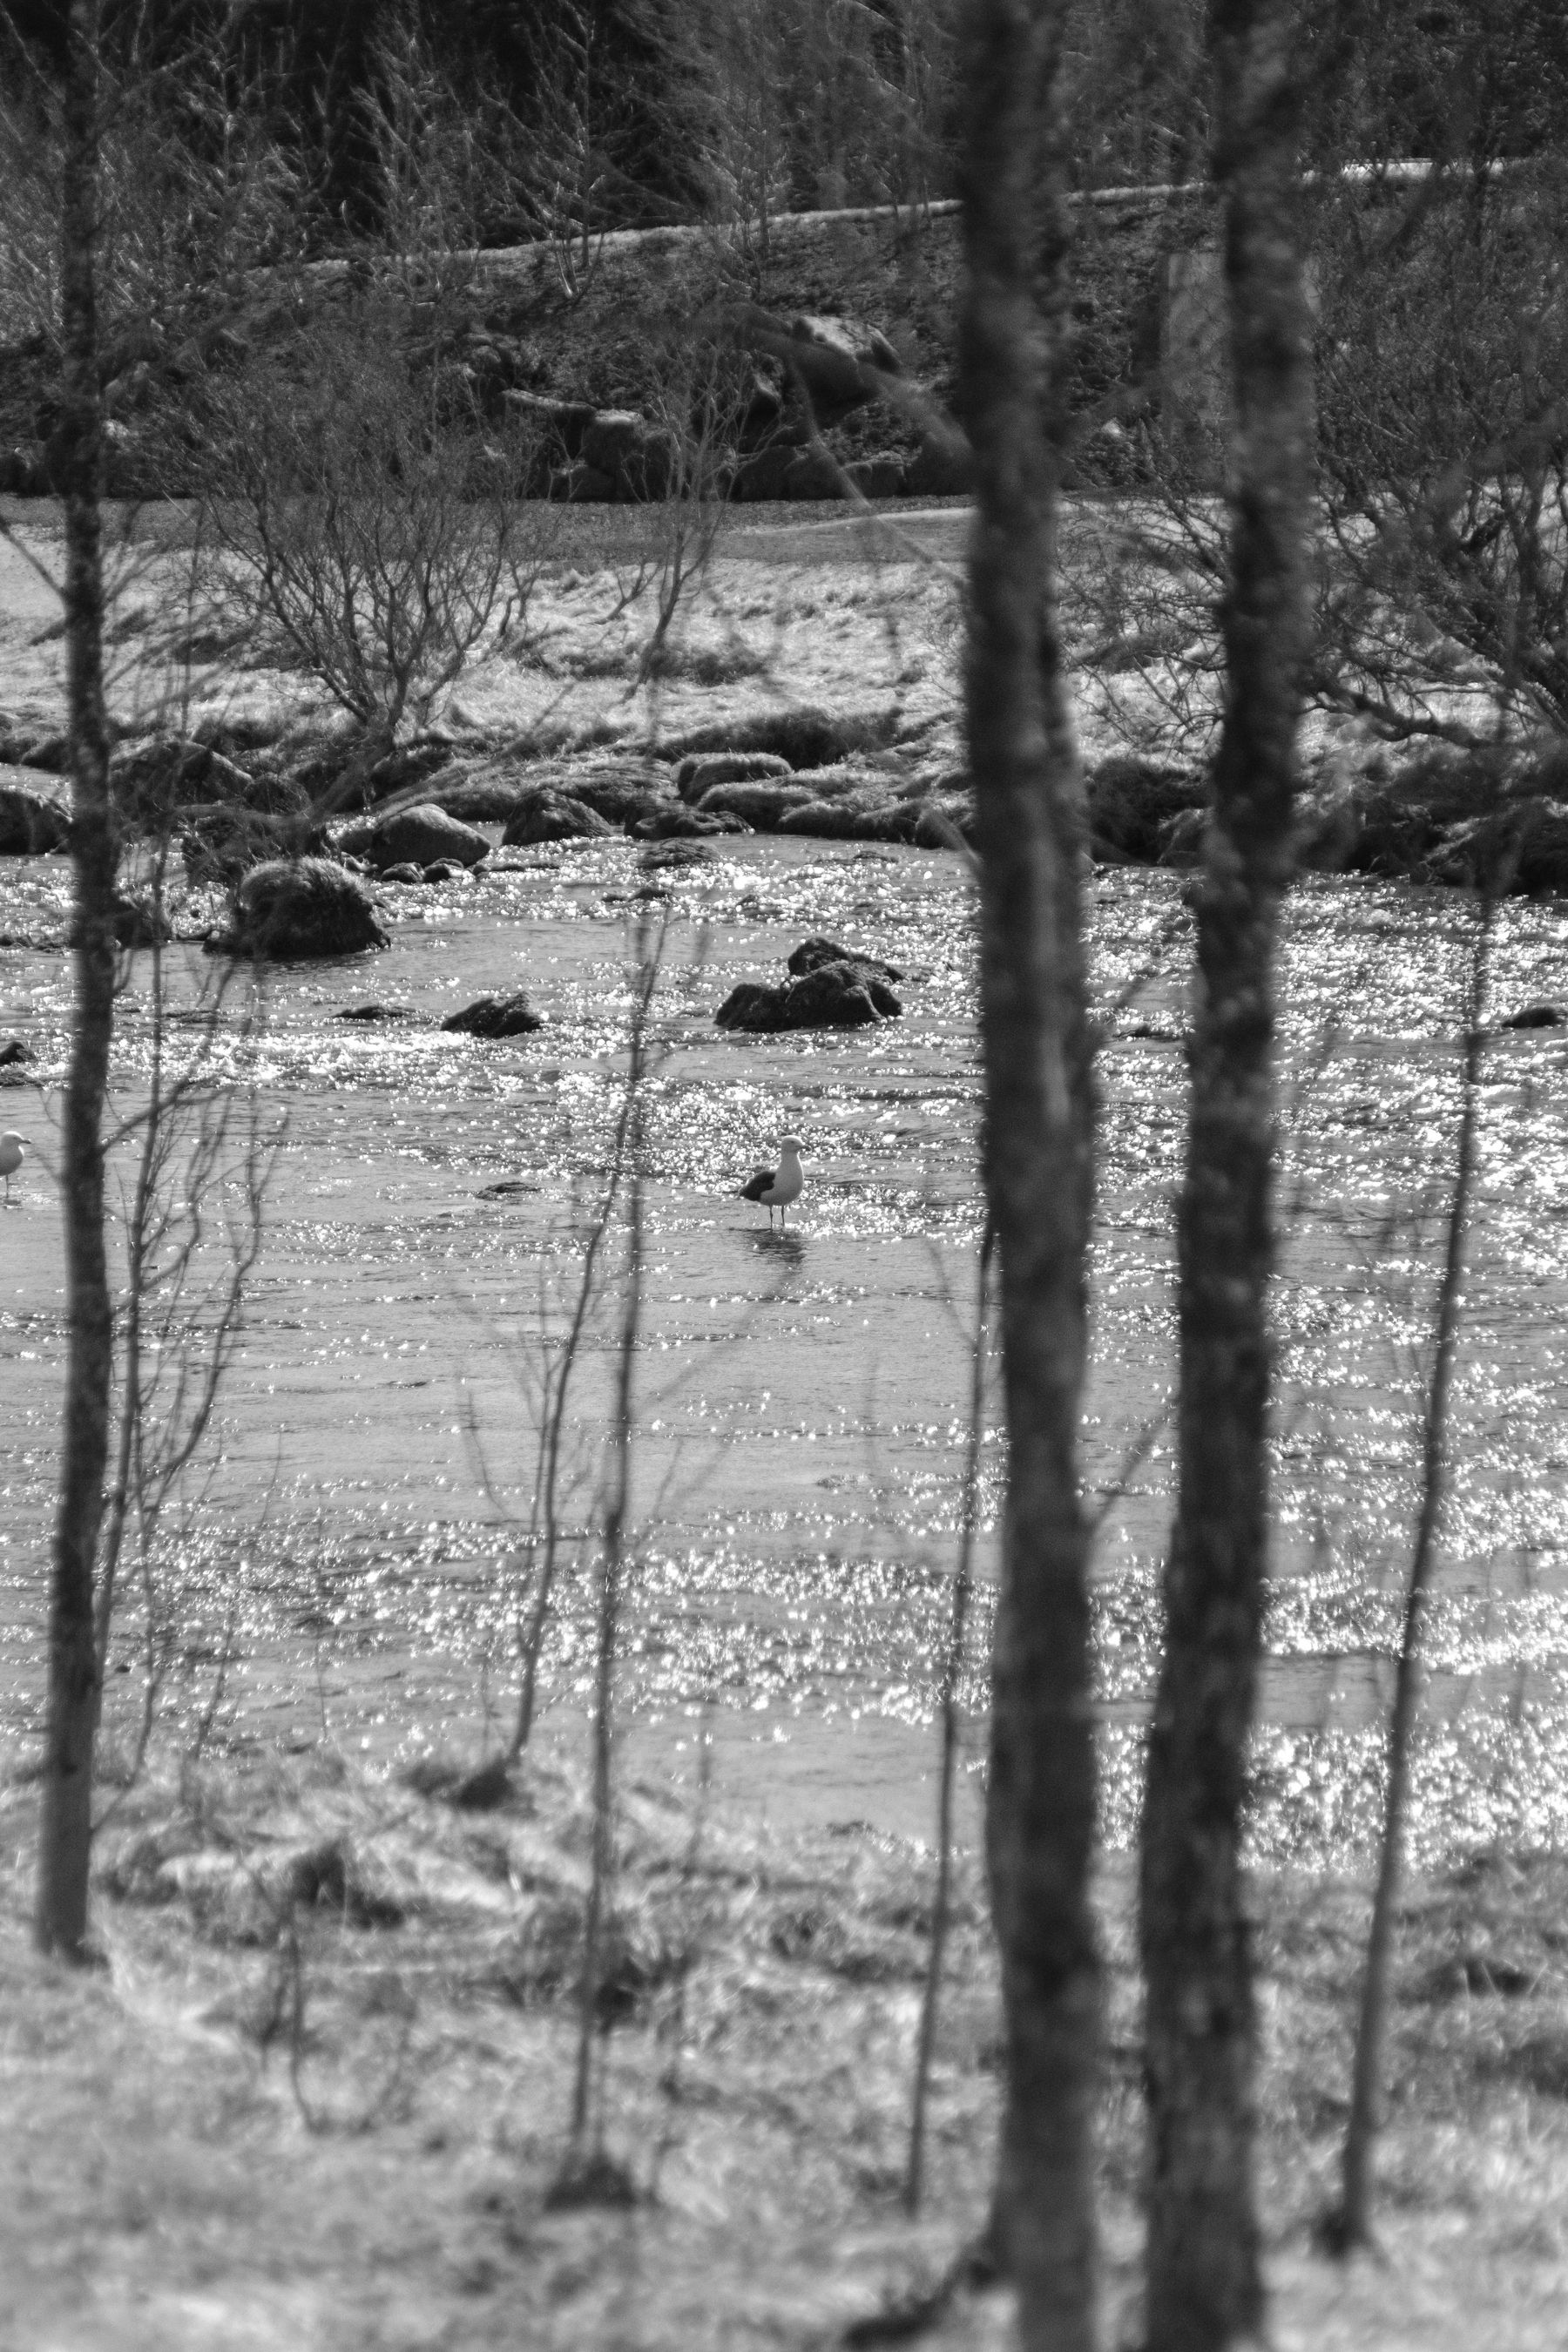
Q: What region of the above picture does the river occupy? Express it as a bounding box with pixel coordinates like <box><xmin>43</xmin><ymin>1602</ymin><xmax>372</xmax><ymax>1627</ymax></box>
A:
<box><xmin>4</xmin><ymin>831</ymin><xmax>1568</xmax><ymax>1864</ymax></box>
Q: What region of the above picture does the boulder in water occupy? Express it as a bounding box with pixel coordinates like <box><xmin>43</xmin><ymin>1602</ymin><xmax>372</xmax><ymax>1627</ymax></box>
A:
<box><xmin>716</xmin><ymin>956</ymin><xmax>901</xmax><ymax>1032</ymax></box>
<box><xmin>776</xmin><ymin>791</ymin><xmax>916</xmax><ymax>842</ymax></box>
<box><xmin>676</xmin><ymin>751</ymin><xmax>793</xmax><ymax>804</ymax></box>
<box><xmin>633</xmin><ymin>801</ymin><xmax>745</xmax><ymax>841</ymax></box>
<box><xmin>695</xmin><ymin>779</ymin><xmax>820</xmax><ymax>829</ymax></box>
<box><xmin>0</xmin><ymin>771</ymin><xmax>71</xmax><ymax>855</ymax></box>
<box><xmin>112</xmin><ymin>736</ymin><xmax>257</xmax><ymax>824</ymax></box>
<box><xmin>912</xmin><ymin>800</ymin><xmax>973</xmax><ymax>851</ymax></box>
<box><xmin>211</xmin><ymin>858</ymin><xmax>389</xmax><ymax>961</ymax></box>
<box><xmin>442</xmin><ymin>991</ymin><xmax>543</xmax><ymax>1038</ymax></box>
<box><xmin>1086</xmin><ymin>758</ymin><xmax>1206</xmax><ymax>862</ymax></box>
<box><xmin>787</xmin><ymin>936</ymin><xmax>903</xmax><ymax>984</ymax></box>
<box><xmin>639</xmin><ymin>839</ymin><xmax>717</xmax><ymax>872</ymax></box>
<box><xmin>335</xmin><ymin>803</ymin><xmax>490</xmax><ymax>874</ymax></box>
<box><xmin>501</xmin><ymin>793</ymin><xmax>614</xmax><ymax>846</ymax></box>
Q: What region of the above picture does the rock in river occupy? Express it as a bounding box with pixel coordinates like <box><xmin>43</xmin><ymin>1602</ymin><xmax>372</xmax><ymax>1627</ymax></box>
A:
<box><xmin>676</xmin><ymin>751</ymin><xmax>793</xmax><ymax>804</ymax></box>
<box><xmin>633</xmin><ymin>802</ymin><xmax>743</xmax><ymax>841</ymax></box>
<box><xmin>210</xmin><ymin>858</ymin><xmax>389</xmax><ymax>961</ymax></box>
<box><xmin>0</xmin><ymin>770</ymin><xmax>71</xmax><ymax>855</ymax></box>
<box><xmin>501</xmin><ymin>793</ymin><xmax>615</xmax><ymax>847</ymax></box>
<box><xmin>695</xmin><ymin>779</ymin><xmax>820</xmax><ymax>830</ymax></box>
<box><xmin>335</xmin><ymin>802</ymin><xmax>490</xmax><ymax>874</ymax></box>
<box><xmin>716</xmin><ymin>950</ymin><xmax>902</xmax><ymax>1032</ymax></box>
<box><xmin>787</xmin><ymin>936</ymin><xmax>903</xmax><ymax>983</ymax></box>
<box><xmin>442</xmin><ymin>991</ymin><xmax>543</xmax><ymax>1038</ymax></box>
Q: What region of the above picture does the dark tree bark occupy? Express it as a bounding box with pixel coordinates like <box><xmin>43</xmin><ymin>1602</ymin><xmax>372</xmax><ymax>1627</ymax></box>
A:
<box><xmin>958</xmin><ymin>6</ymin><xmax>1099</xmax><ymax>2343</ymax></box>
<box><xmin>1138</xmin><ymin>4</ymin><xmax>1314</xmax><ymax>2346</ymax></box>
<box><xmin>36</xmin><ymin>0</ymin><xmax>117</xmax><ymax>1963</ymax></box>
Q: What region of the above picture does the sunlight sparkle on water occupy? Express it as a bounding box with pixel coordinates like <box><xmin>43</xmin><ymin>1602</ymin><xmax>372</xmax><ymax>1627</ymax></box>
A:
<box><xmin>5</xmin><ymin>841</ymin><xmax>1568</xmax><ymax>1856</ymax></box>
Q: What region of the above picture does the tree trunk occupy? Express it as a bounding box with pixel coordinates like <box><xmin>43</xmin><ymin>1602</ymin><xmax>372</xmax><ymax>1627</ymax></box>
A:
<box><xmin>1335</xmin><ymin>906</ymin><xmax>1492</xmax><ymax>2249</ymax></box>
<box><xmin>1139</xmin><ymin>4</ymin><xmax>1314</xmax><ymax>2345</ymax></box>
<box><xmin>36</xmin><ymin>0</ymin><xmax>117</xmax><ymax>1963</ymax></box>
<box><xmin>959</xmin><ymin>6</ymin><xmax>1099</xmax><ymax>2344</ymax></box>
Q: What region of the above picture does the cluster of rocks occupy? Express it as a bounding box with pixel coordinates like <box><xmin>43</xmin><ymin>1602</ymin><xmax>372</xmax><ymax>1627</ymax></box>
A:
<box><xmin>0</xmin><ymin>301</ymin><xmax>967</xmax><ymax>507</ymax></box>
<box><xmin>505</xmin><ymin>318</ymin><xmax>967</xmax><ymax>506</ymax></box>
<box><xmin>15</xmin><ymin>711</ymin><xmax>1568</xmax><ymax>983</ymax></box>
<box><xmin>345</xmin><ymin>303</ymin><xmax>944</xmax><ymax>506</ymax></box>
<box><xmin>717</xmin><ymin>937</ymin><xmax>905</xmax><ymax>1032</ymax></box>
<box><xmin>322</xmin><ymin>706</ymin><xmax>974</xmax><ymax>857</ymax></box>
<box><xmin>1085</xmin><ymin>742</ymin><xmax>1568</xmax><ymax>894</ymax></box>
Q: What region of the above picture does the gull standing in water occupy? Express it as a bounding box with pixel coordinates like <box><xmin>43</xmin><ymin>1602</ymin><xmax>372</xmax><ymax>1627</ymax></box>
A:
<box><xmin>740</xmin><ymin>1135</ymin><xmax>804</xmax><ymax>1230</ymax></box>
<box><xmin>0</xmin><ymin>1132</ymin><xmax>24</xmax><ymax>1206</ymax></box>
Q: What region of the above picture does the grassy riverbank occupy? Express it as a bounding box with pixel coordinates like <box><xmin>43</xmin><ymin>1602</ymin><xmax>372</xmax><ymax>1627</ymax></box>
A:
<box><xmin>4</xmin><ymin>1743</ymin><xmax>1567</xmax><ymax>2350</ymax></box>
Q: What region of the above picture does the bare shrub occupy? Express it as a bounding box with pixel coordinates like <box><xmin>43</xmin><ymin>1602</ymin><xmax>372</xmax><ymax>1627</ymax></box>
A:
<box><xmin>1313</xmin><ymin>159</ymin><xmax>1568</xmax><ymax>747</ymax></box>
<box><xmin>632</xmin><ymin>341</ymin><xmax>754</xmax><ymax>681</ymax></box>
<box><xmin>197</xmin><ymin>303</ymin><xmax>551</xmax><ymax>776</ymax></box>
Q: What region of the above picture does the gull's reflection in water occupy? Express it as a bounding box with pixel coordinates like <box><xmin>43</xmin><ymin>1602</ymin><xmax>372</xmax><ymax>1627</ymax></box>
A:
<box><xmin>747</xmin><ymin>1224</ymin><xmax>806</xmax><ymax>1294</ymax></box>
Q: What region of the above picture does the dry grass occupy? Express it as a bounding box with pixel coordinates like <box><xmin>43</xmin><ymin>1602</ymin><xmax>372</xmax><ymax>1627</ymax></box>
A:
<box><xmin>4</xmin><ymin>1743</ymin><xmax>1568</xmax><ymax>2349</ymax></box>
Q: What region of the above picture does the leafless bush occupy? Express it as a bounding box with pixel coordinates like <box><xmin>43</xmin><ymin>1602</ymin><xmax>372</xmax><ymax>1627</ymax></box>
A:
<box><xmin>1084</xmin><ymin>164</ymin><xmax>1568</xmax><ymax>781</ymax></box>
<box><xmin>1313</xmin><ymin>159</ymin><xmax>1568</xmax><ymax>748</ymax></box>
<box><xmin>630</xmin><ymin>339</ymin><xmax>755</xmax><ymax>681</ymax></box>
<box><xmin>197</xmin><ymin>307</ymin><xmax>550</xmax><ymax>770</ymax></box>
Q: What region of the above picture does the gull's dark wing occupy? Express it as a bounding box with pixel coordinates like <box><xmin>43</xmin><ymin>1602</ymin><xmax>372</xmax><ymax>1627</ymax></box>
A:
<box><xmin>740</xmin><ymin>1165</ymin><xmax>775</xmax><ymax>1200</ymax></box>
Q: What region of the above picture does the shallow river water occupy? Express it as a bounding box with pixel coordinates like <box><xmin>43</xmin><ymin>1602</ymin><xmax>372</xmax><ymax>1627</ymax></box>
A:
<box><xmin>5</xmin><ymin>833</ymin><xmax>1568</xmax><ymax>1864</ymax></box>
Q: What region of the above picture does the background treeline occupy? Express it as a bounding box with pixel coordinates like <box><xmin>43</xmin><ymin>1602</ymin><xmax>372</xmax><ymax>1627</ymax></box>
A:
<box><xmin>4</xmin><ymin>0</ymin><xmax>1566</xmax><ymax>263</ymax></box>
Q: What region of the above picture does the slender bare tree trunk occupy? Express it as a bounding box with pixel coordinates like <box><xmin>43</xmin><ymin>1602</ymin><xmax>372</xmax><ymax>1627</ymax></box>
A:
<box><xmin>959</xmin><ymin>6</ymin><xmax>1099</xmax><ymax>2342</ymax></box>
<box><xmin>1139</xmin><ymin>4</ymin><xmax>1314</xmax><ymax>2344</ymax></box>
<box><xmin>37</xmin><ymin>0</ymin><xmax>117</xmax><ymax>1963</ymax></box>
<box><xmin>1335</xmin><ymin>902</ymin><xmax>1493</xmax><ymax>2248</ymax></box>
<box><xmin>906</xmin><ymin>1214</ymin><xmax>994</xmax><ymax>2216</ymax></box>
<box><xmin>571</xmin><ymin>917</ymin><xmax>659</xmax><ymax>2147</ymax></box>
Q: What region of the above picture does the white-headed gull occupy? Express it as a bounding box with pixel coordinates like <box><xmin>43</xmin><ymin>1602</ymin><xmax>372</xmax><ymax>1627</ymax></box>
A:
<box><xmin>740</xmin><ymin>1136</ymin><xmax>804</xmax><ymax>1229</ymax></box>
<box><xmin>0</xmin><ymin>1132</ymin><xmax>24</xmax><ymax>1206</ymax></box>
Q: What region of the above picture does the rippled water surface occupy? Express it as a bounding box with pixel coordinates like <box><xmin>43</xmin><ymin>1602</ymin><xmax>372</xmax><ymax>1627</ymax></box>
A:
<box><xmin>4</xmin><ymin>834</ymin><xmax>1568</xmax><ymax>1860</ymax></box>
